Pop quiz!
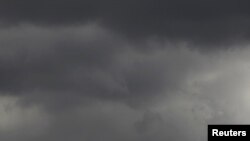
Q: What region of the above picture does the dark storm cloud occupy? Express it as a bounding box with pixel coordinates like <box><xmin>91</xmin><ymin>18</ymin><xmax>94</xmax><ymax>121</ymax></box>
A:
<box><xmin>0</xmin><ymin>24</ymin><xmax>201</xmax><ymax>111</ymax></box>
<box><xmin>2</xmin><ymin>24</ymin><xmax>250</xmax><ymax>141</ymax></box>
<box><xmin>2</xmin><ymin>1</ymin><xmax>250</xmax><ymax>140</ymax></box>
<box><xmin>1</xmin><ymin>0</ymin><xmax>250</xmax><ymax>43</ymax></box>
<box><xmin>0</xmin><ymin>24</ymin><xmax>170</xmax><ymax>109</ymax></box>
<box><xmin>0</xmin><ymin>24</ymin><xmax>126</xmax><ymax>108</ymax></box>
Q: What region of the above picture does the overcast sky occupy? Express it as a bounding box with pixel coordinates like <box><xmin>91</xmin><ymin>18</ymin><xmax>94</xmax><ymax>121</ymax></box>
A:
<box><xmin>1</xmin><ymin>1</ymin><xmax>250</xmax><ymax>141</ymax></box>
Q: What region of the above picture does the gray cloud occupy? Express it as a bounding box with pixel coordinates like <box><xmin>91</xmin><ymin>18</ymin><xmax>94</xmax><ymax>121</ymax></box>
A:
<box><xmin>0</xmin><ymin>24</ymin><xmax>198</xmax><ymax>109</ymax></box>
<box><xmin>2</xmin><ymin>1</ymin><xmax>250</xmax><ymax>140</ymax></box>
<box><xmin>1</xmin><ymin>0</ymin><xmax>250</xmax><ymax>43</ymax></box>
<box><xmin>1</xmin><ymin>24</ymin><xmax>250</xmax><ymax>141</ymax></box>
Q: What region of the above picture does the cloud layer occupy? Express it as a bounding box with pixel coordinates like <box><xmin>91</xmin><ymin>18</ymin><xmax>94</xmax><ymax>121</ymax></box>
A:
<box><xmin>1</xmin><ymin>24</ymin><xmax>250</xmax><ymax>140</ymax></box>
<box><xmin>1</xmin><ymin>0</ymin><xmax>250</xmax><ymax>43</ymax></box>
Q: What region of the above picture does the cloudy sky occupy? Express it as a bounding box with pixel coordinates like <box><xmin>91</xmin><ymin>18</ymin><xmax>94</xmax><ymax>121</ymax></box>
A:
<box><xmin>1</xmin><ymin>0</ymin><xmax>250</xmax><ymax>141</ymax></box>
